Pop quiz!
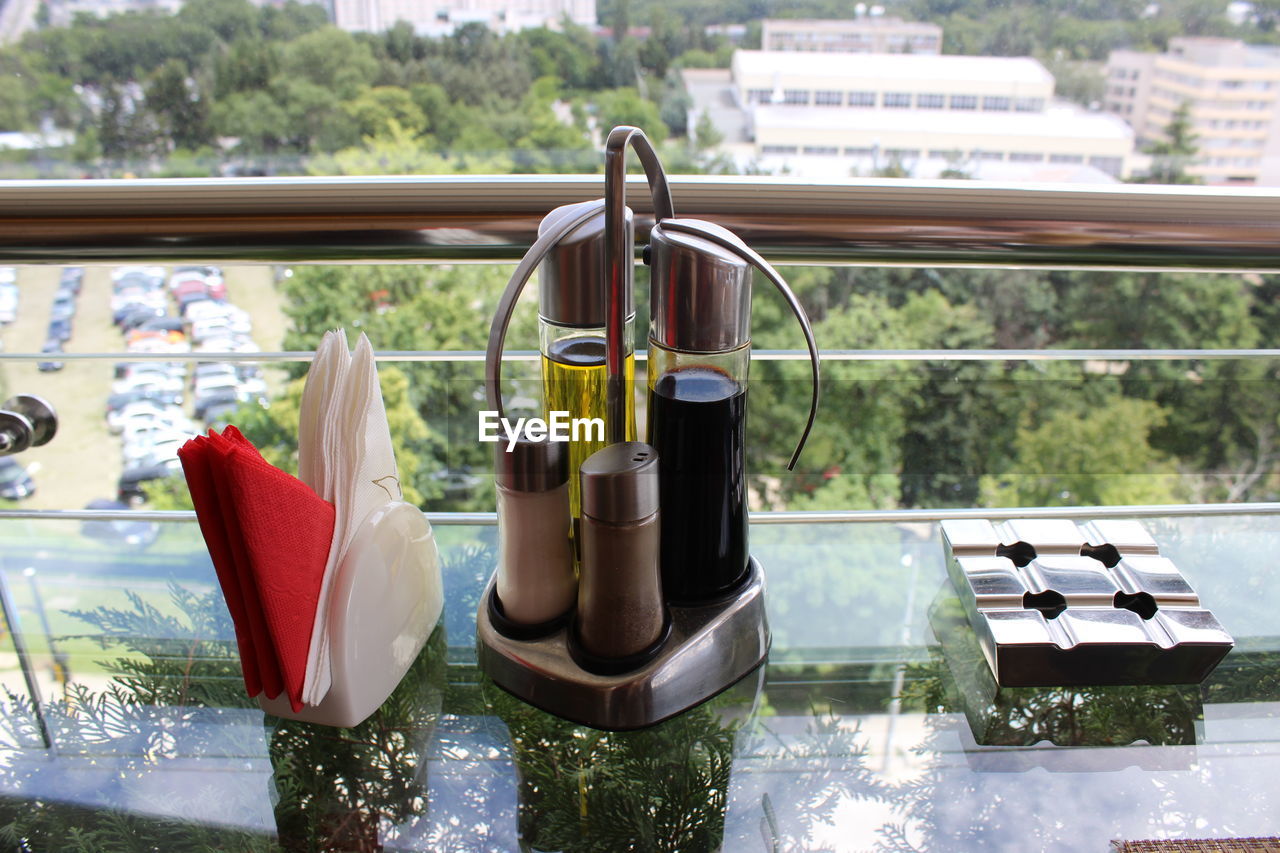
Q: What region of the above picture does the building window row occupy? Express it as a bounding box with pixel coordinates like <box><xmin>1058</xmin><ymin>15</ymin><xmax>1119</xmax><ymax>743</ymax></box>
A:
<box><xmin>746</xmin><ymin>89</ymin><xmax>1046</xmax><ymax>112</ymax></box>
<box><xmin>759</xmin><ymin>146</ymin><xmax>1122</xmax><ymax>174</ymax></box>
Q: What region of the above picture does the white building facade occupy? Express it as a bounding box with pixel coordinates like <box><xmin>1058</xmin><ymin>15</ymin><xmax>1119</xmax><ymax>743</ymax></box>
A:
<box><xmin>332</xmin><ymin>0</ymin><xmax>596</xmax><ymax>36</ymax></box>
<box><xmin>730</xmin><ymin>50</ymin><xmax>1133</xmax><ymax>179</ymax></box>
<box><xmin>760</xmin><ymin>17</ymin><xmax>942</xmax><ymax>55</ymax></box>
<box><xmin>1105</xmin><ymin>37</ymin><xmax>1280</xmax><ymax>184</ymax></box>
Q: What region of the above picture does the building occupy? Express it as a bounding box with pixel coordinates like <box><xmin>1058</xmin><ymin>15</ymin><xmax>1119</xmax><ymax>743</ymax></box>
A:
<box><xmin>332</xmin><ymin>0</ymin><xmax>596</xmax><ymax>36</ymax></box>
<box><xmin>723</xmin><ymin>50</ymin><xmax>1132</xmax><ymax>180</ymax></box>
<box><xmin>1105</xmin><ymin>37</ymin><xmax>1280</xmax><ymax>184</ymax></box>
<box><xmin>760</xmin><ymin>17</ymin><xmax>942</xmax><ymax>55</ymax></box>
<box><xmin>46</xmin><ymin>0</ymin><xmax>181</xmax><ymax>27</ymax></box>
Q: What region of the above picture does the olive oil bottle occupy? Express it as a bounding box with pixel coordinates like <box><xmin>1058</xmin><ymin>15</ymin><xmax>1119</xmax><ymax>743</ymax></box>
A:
<box><xmin>537</xmin><ymin>201</ymin><xmax>637</xmax><ymax>520</ymax></box>
<box><xmin>541</xmin><ymin>330</ymin><xmax>635</xmax><ymax>519</ymax></box>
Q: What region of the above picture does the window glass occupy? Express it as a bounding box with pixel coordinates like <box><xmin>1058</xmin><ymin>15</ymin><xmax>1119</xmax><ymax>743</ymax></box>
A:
<box><xmin>847</xmin><ymin>91</ymin><xmax>876</xmax><ymax>107</ymax></box>
<box><xmin>883</xmin><ymin>92</ymin><xmax>912</xmax><ymax>108</ymax></box>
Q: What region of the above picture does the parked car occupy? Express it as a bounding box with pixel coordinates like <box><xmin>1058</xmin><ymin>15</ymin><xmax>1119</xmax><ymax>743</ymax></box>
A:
<box><xmin>112</xmin><ymin>266</ymin><xmax>165</xmax><ymax>288</ymax></box>
<box><xmin>60</xmin><ymin>267</ymin><xmax>83</xmax><ymax>294</ymax></box>
<box><xmin>47</xmin><ymin>317</ymin><xmax>72</xmax><ymax>342</ymax></box>
<box><xmin>118</xmin><ymin>458</ymin><xmax>181</xmax><ymax>504</ymax></box>
<box><xmin>80</xmin><ymin>498</ymin><xmax>159</xmax><ymax>548</ymax></box>
<box><xmin>194</xmin><ymin>388</ymin><xmax>267</xmax><ymax>421</ymax></box>
<box><xmin>126</xmin><ymin>335</ymin><xmax>191</xmax><ymax>355</ymax></box>
<box><xmin>50</xmin><ymin>291</ymin><xmax>76</xmax><ymax>321</ymax></box>
<box><xmin>122</xmin><ymin>435</ymin><xmax>187</xmax><ymax>468</ymax></box>
<box><xmin>106</xmin><ymin>388</ymin><xmax>183</xmax><ymax>417</ymax></box>
<box><xmin>38</xmin><ymin>338</ymin><xmax>64</xmax><ymax>372</ymax></box>
<box><xmin>0</xmin><ymin>458</ymin><xmax>35</xmax><ymax>500</ymax></box>
<box><xmin>171</xmin><ymin>265</ymin><xmax>223</xmax><ymax>294</ymax></box>
<box><xmin>113</xmin><ymin>371</ymin><xmax>185</xmax><ymax>397</ymax></box>
<box><xmin>118</xmin><ymin>305</ymin><xmax>168</xmax><ymax>331</ymax></box>
<box><xmin>108</xmin><ymin>399</ymin><xmax>187</xmax><ymax>434</ymax></box>
<box><xmin>135</xmin><ymin>318</ymin><xmax>186</xmax><ymax>337</ymax></box>
<box><xmin>112</xmin><ymin>293</ymin><xmax>167</xmax><ymax>327</ymax></box>
<box><xmin>195</xmin><ymin>334</ymin><xmax>259</xmax><ymax>354</ymax></box>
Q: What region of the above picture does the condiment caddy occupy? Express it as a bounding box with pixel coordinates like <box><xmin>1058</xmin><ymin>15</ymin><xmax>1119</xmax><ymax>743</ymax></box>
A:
<box><xmin>478</xmin><ymin>127</ymin><xmax>821</xmax><ymax>730</ymax></box>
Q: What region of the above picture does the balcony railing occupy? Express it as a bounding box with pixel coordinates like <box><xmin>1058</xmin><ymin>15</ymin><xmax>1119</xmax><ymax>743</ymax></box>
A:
<box><xmin>5</xmin><ymin>175</ymin><xmax>1280</xmax><ymax>267</ymax></box>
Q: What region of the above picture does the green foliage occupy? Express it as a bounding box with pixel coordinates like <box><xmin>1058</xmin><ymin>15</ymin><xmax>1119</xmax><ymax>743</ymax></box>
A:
<box><xmin>594</xmin><ymin>87</ymin><xmax>668</xmax><ymax>143</ymax></box>
<box><xmin>1133</xmin><ymin>101</ymin><xmax>1202</xmax><ymax>184</ymax></box>
<box><xmin>980</xmin><ymin>395</ymin><xmax>1183</xmax><ymax>506</ymax></box>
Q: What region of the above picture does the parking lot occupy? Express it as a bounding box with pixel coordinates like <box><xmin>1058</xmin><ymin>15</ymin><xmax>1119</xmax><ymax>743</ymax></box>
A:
<box><xmin>0</xmin><ymin>264</ymin><xmax>287</xmax><ymax>510</ymax></box>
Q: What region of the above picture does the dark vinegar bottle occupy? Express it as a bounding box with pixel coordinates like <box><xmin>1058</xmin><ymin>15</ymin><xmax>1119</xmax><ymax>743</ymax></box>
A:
<box><xmin>648</xmin><ymin>362</ymin><xmax>750</xmax><ymax>603</ymax></box>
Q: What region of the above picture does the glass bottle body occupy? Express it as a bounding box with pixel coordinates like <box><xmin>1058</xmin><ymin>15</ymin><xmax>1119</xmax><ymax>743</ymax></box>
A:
<box><xmin>645</xmin><ymin>341</ymin><xmax>751</xmax><ymax>604</ymax></box>
<box><xmin>539</xmin><ymin>317</ymin><xmax>636</xmax><ymax>520</ymax></box>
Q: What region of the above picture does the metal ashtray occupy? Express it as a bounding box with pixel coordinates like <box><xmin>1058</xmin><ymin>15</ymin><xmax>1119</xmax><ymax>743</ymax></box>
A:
<box><xmin>940</xmin><ymin>518</ymin><xmax>1233</xmax><ymax>688</ymax></box>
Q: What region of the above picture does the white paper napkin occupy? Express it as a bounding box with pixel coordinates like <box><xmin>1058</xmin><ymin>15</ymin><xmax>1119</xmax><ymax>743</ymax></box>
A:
<box><xmin>297</xmin><ymin>330</ymin><xmax>404</xmax><ymax>706</ymax></box>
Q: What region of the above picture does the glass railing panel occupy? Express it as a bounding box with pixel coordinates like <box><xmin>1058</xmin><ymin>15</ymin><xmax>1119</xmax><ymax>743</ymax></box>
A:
<box><xmin>4</xmin><ymin>262</ymin><xmax>1280</xmax><ymax>516</ymax></box>
<box><xmin>0</xmin><ymin>512</ymin><xmax>1275</xmax><ymax>849</ymax></box>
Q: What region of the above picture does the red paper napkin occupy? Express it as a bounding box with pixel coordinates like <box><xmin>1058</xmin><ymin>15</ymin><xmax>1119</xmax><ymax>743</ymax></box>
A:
<box><xmin>179</xmin><ymin>427</ymin><xmax>336</xmax><ymax>712</ymax></box>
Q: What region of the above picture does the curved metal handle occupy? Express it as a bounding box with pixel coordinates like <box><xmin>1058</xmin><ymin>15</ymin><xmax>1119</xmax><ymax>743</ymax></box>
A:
<box><xmin>484</xmin><ymin>200</ymin><xmax>607</xmax><ymax>420</ymax></box>
<box><xmin>603</xmin><ymin>127</ymin><xmax>675</xmax><ymax>444</ymax></box>
<box><xmin>656</xmin><ymin>219</ymin><xmax>821</xmax><ymax>471</ymax></box>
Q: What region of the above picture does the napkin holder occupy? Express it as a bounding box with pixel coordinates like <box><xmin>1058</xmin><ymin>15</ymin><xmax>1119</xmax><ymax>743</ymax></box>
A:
<box><xmin>259</xmin><ymin>501</ymin><xmax>443</xmax><ymax>728</ymax></box>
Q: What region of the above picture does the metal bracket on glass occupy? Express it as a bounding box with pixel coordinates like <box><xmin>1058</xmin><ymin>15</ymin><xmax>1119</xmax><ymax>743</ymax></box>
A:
<box><xmin>940</xmin><ymin>518</ymin><xmax>1233</xmax><ymax>687</ymax></box>
<box><xmin>476</xmin><ymin>558</ymin><xmax>770</xmax><ymax>731</ymax></box>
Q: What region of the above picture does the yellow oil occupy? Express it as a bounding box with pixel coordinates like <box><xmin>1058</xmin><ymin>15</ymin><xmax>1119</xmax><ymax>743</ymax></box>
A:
<box><xmin>541</xmin><ymin>335</ymin><xmax>636</xmax><ymax>519</ymax></box>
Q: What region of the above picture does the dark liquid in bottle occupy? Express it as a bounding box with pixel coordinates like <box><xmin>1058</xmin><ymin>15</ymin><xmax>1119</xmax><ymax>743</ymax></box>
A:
<box><xmin>648</xmin><ymin>366</ymin><xmax>748</xmax><ymax>604</ymax></box>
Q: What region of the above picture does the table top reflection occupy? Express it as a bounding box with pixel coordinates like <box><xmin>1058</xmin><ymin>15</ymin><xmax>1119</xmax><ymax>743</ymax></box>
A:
<box><xmin>0</xmin><ymin>513</ymin><xmax>1275</xmax><ymax>852</ymax></box>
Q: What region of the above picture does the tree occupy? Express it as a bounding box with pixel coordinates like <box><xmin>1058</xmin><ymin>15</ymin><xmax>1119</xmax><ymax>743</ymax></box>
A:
<box><xmin>144</xmin><ymin>59</ymin><xmax>212</xmax><ymax>151</ymax></box>
<box><xmin>979</xmin><ymin>396</ymin><xmax>1184</xmax><ymax>506</ymax></box>
<box><xmin>594</xmin><ymin>87</ymin><xmax>667</xmax><ymax>143</ymax></box>
<box><xmin>279</xmin><ymin>27</ymin><xmax>378</xmax><ymax>102</ymax></box>
<box><xmin>342</xmin><ymin>85</ymin><xmax>428</xmax><ymax>139</ymax></box>
<box><xmin>693</xmin><ymin>109</ymin><xmax>723</xmax><ymax>151</ymax></box>
<box><xmin>1133</xmin><ymin>101</ymin><xmax>1201</xmax><ymax>184</ymax></box>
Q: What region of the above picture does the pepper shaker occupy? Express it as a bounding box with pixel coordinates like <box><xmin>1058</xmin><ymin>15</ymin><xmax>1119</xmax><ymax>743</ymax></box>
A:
<box><xmin>574</xmin><ymin>441</ymin><xmax>667</xmax><ymax>669</ymax></box>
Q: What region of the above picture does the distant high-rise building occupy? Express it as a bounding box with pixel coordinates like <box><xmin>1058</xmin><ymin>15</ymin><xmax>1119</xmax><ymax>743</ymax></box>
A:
<box><xmin>760</xmin><ymin>17</ymin><xmax>942</xmax><ymax>55</ymax></box>
<box><xmin>331</xmin><ymin>0</ymin><xmax>595</xmax><ymax>36</ymax></box>
<box><xmin>1106</xmin><ymin>37</ymin><xmax>1280</xmax><ymax>184</ymax></box>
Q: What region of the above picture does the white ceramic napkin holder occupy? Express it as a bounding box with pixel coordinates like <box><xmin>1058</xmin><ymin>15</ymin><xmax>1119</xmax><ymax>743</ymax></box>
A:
<box><xmin>258</xmin><ymin>501</ymin><xmax>443</xmax><ymax>728</ymax></box>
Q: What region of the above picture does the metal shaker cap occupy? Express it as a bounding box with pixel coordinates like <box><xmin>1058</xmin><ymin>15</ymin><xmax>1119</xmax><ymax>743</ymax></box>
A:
<box><xmin>539</xmin><ymin>200</ymin><xmax>634</xmax><ymax>328</ymax></box>
<box><xmin>580</xmin><ymin>441</ymin><xmax>659</xmax><ymax>522</ymax></box>
<box><xmin>495</xmin><ymin>437</ymin><xmax>567</xmax><ymax>493</ymax></box>
<box><xmin>648</xmin><ymin>219</ymin><xmax>752</xmax><ymax>353</ymax></box>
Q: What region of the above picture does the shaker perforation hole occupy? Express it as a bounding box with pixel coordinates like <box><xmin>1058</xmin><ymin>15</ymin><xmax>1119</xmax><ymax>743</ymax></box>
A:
<box><xmin>1115</xmin><ymin>591</ymin><xmax>1159</xmax><ymax>620</ymax></box>
<box><xmin>1023</xmin><ymin>590</ymin><xmax>1067</xmax><ymax>620</ymax></box>
<box><xmin>1081</xmin><ymin>543</ymin><xmax>1122</xmax><ymax>567</ymax></box>
<box><xmin>996</xmin><ymin>541</ymin><xmax>1037</xmax><ymax>567</ymax></box>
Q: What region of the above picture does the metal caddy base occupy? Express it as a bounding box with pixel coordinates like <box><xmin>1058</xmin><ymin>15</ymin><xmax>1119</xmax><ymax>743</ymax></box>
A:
<box><xmin>476</xmin><ymin>557</ymin><xmax>770</xmax><ymax>731</ymax></box>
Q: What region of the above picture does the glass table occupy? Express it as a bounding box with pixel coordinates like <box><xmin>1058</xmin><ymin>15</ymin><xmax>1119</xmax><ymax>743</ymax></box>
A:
<box><xmin>0</xmin><ymin>512</ymin><xmax>1275</xmax><ymax>851</ymax></box>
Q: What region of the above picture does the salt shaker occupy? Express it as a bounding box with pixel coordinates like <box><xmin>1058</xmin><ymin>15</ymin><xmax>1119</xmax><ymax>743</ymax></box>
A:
<box><xmin>494</xmin><ymin>438</ymin><xmax>576</xmax><ymax>629</ymax></box>
<box><xmin>575</xmin><ymin>441</ymin><xmax>667</xmax><ymax>668</ymax></box>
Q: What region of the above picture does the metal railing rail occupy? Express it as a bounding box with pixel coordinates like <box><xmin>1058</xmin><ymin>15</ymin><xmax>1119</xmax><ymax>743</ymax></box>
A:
<box><xmin>6</xmin><ymin>175</ymin><xmax>1280</xmax><ymax>268</ymax></box>
<box><xmin>5</xmin><ymin>502</ymin><xmax>1279</xmax><ymax>524</ymax></box>
<box><xmin>4</xmin><ymin>348</ymin><xmax>1280</xmax><ymax>363</ymax></box>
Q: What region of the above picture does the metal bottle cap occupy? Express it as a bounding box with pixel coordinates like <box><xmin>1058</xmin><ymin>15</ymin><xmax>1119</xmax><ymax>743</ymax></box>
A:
<box><xmin>580</xmin><ymin>441</ymin><xmax>659</xmax><ymax>522</ymax></box>
<box><xmin>495</xmin><ymin>437</ymin><xmax>567</xmax><ymax>493</ymax></box>
<box><xmin>539</xmin><ymin>200</ymin><xmax>634</xmax><ymax>328</ymax></box>
<box><xmin>648</xmin><ymin>220</ymin><xmax>752</xmax><ymax>353</ymax></box>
